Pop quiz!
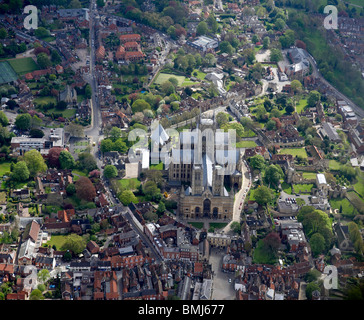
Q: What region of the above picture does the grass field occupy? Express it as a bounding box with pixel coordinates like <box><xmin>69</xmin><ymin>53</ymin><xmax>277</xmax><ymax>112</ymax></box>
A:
<box><xmin>301</xmin><ymin>172</ymin><xmax>317</xmax><ymax>180</ymax></box>
<box><xmin>279</xmin><ymin>148</ymin><xmax>308</xmax><ymax>159</ymax></box>
<box><xmin>150</xmin><ymin>162</ymin><xmax>164</xmax><ymax>170</ymax></box>
<box><xmin>236</xmin><ymin>140</ymin><xmax>258</xmax><ymax>148</ymax></box>
<box><xmin>44</xmin><ymin>235</ymin><xmax>68</xmax><ymax>250</ymax></box>
<box><xmin>47</xmin><ymin>107</ymin><xmax>76</xmax><ymax>118</ymax></box>
<box><xmin>8</xmin><ymin>57</ymin><xmax>39</xmax><ymax>75</ymax></box>
<box><xmin>296</xmin><ymin>99</ymin><xmax>308</xmax><ymax>113</ymax></box>
<box><xmin>329</xmin><ymin>197</ymin><xmax>355</xmax><ymax>216</ymax></box>
<box><xmin>33</xmin><ymin>96</ymin><xmax>57</xmax><ymax>106</ymax></box>
<box><xmin>154</xmin><ymin>72</ymin><xmax>185</xmax><ymax>86</ymax></box>
<box><xmin>0</xmin><ymin>161</ymin><xmax>11</xmax><ymax>176</ymax></box>
<box><xmin>189</xmin><ymin>222</ymin><xmax>204</xmax><ymax>229</ymax></box>
<box><xmin>192</xmin><ymin>69</ymin><xmax>206</xmax><ymax>80</ymax></box>
<box><xmin>209</xmin><ymin>222</ymin><xmax>228</xmax><ymax>229</ymax></box>
<box><xmin>329</xmin><ymin>160</ymin><xmax>341</xmax><ymax>170</ymax></box>
<box><xmin>292</xmin><ymin>184</ymin><xmax>313</xmax><ymax>193</ymax></box>
<box><xmin>354</xmin><ymin>172</ymin><xmax>364</xmax><ymax>196</ymax></box>
<box><xmin>118</xmin><ymin>178</ymin><xmax>141</xmax><ymax>190</ymax></box>
<box><xmin>281</xmin><ymin>182</ymin><xmax>292</xmax><ymax>194</ymax></box>
<box><xmin>346</xmin><ymin>191</ymin><xmax>364</xmax><ymax>214</ymax></box>
<box><xmin>0</xmin><ymin>61</ymin><xmax>18</xmax><ymax>84</ymax></box>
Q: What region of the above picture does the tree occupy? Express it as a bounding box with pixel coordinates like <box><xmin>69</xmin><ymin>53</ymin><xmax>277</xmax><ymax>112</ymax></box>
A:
<box><xmin>143</xmin><ymin>180</ymin><xmax>161</xmax><ymax>201</ymax></box>
<box><xmin>34</xmin><ymin>27</ymin><xmax>50</xmax><ymax>39</ymax></box>
<box><xmin>62</xmin><ymin>234</ymin><xmax>86</xmax><ymax>255</ymax></box>
<box><xmin>249</xmin><ymin>154</ymin><xmax>266</xmax><ymax>171</ymax></box>
<box><xmin>219</xmin><ymin>41</ymin><xmax>234</xmax><ymax>55</ymax></box>
<box><xmin>37</xmin><ymin>269</ymin><xmax>50</xmax><ymax>284</ymax></box>
<box><xmin>157</xmin><ymin>202</ymin><xmax>166</xmax><ymax>215</ymax></box>
<box><xmin>306</xmin><ymin>282</ymin><xmax>320</xmax><ymax>300</ymax></box>
<box><xmin>0</xmin><ymin>111</ymin><xmax>8</xmax><ymax>127</ymax></box>
<box><xmin>75</xmin><ymin>176</ymin><xmax>96</xmax><ymax>202</ymax></box>
<box><xmin>270</xmin><ymin>48</ymin><xmax>283</xmax><ymax>62</ymax></box>
<box><xmin>37</xmin><ymin>52</ymin><xmax>52</xmax><ymax>69</ymax></box>
<box><xmin>196</xmin><ymin>21</ymin><xmax>208</xmax><ymax>35</ymax></box>
<box><xmin>100</xmin><ymin>138</ymin><xmax>114</xmax><ymax>153</ymax></box>
<box><xmin>113</xmin><ymin>138</ymin><xmax>127</xmax><ymax>153</ymax></box>
<box><xmin>310</xmin><ymin>233</ymin><xmax>326</xmax><ymax>257</ymax></box>
<box><xmin>161</xmin><ymin>81</ymin><xmax>175</xmax><ymax>95</ymax></box>
<box><xmin>65</xmin><ymin>123</ymin><xmax>84</xmax><ymax>138</ymax></box>
<box><xmin>78</xmin><ymin>152</ymin><xmax>97</xmax><ymax>172</ymax></box>
<box><xmin>59</xmin><ymin>151</ymin><xmax>76</xmax><ymax>170</ymax></box>
<box><xmin>109</xmin><ymin>126</ymin><xmax>122</xmax><ymax>142</ymax></box>
<box><xmin>131</xmin><ymin>99</ymin><xmax>151</xmax><ymax>113</ymax></box>
<box><xmin>29</xmin><ymin>289</ymin><xmax>44</xmax><ymax>300</ymax></box>
<box><xmin>66</xmin><ymin>183</ymin><xmax>76</xmax><ymax>196</ymax></box>
<box><xmin>290</xmin><ymin>80</ymin><xmax>302</xmax><ymax>94</ymax></box>
<box><xmin>12</xmin><ymin>161</ymin><xmax>29</xmax><ymax>182</ymax></box>
<box><xmin>29</xmin><ymin>128</ymin><xmax>44</xmax><ymax>138</ymax></box>
<box><xmin>274</xmin><ymin>18</ymin><xmax>286</xmax><ymax>31</ymax></box>
<box><xmin>23</xmin><ymin>149</ymin><xmax>47</xmax><ymax>177</ymax></box>
<box><xmin>103</xmin><ymin>165</ymin><xmax>118</xmax><ymax>179</ymax></box>
<box><xmin>69</xmin><ymin>0</ymin><xmax>82</xmax><ymax>8</ymax></box>
<box><xmin>216</xmin><ymin>112</ymin><xmax>229</xmax><ymax>127</ymax></box>
<box><xmin>307</xmin><ymin>90</ymin><xmax>321</xmax><ymax>107</ymax></box>
<box><xmin>47</xmin><ymin>147</ymin><xmax>62</xmax><ymax>168</ymax></box>
<box><xmin>263</xmin><ymin>232</ymin><xmax>281</xmax><ymax>257</ymax></box>
<box><xmin>84</xmin><ymin>84</ymin><xmax>92</xmax><ymax>99</ymax></box>
<box><xmin>264</xmin><ymin>164</ymin><xmax>284</xmax><ymax>188</ymax></box>
<box><xmin>254</xmin><ymin>186</ymin><xmax>272</xmax><ymax>206</ymax></box>
<box><xmin>263</xmin><ymin>36</ymin><xmax>270</xmax><ymax>50</ymax></box>
<box><xmin>119</xmin><ymin>190</ymin><xmax>138</xmax><ymax>206</ymax></box>
<box><xmin>15</xmin><ymin>113</ymin><xmax>32</xmax><ymax>130</ymax></box>
<box><xmin>230</xmin><ymin>221</ymin><xmax>241</xmax><ymax>234</ymax></box>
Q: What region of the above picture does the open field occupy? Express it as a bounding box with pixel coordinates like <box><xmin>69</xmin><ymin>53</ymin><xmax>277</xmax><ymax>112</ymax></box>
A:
<box><xmin>44</xmin><ymin>235</ymin><xmax>68</xmax><ymax>250</ymax></box>
<box><xmin>236</xmin><ymin>140</ymin><xmax>258</xmax><ymax>148</ymax></box>
<box><xmin>154</xmin><ymin>72</ymin><xmax>185</xmax><ymax>86</ymax></box>
<box><xmin>292</xmin><ymin>183</ymin><xmax>313</xmax><ymax>193</ymax></box>
<box><xmin>279</xmin><ymin>148</ymin><xmax>308</xmax><ymax>159</ymax></box>
<box><xmin>0</xmin><ymin>161</ymin><xmax>11</xmax><ymax>176</ymax></box>
<box><xmin>329</xmin><ymin>160</ymin><xmax>341</xmax><ymax>171</ymax></box>
<box><xmin>117</xmin><ymin>178</ymin><xmax>141</xmax><ymax>190</ymax></box>
<box><xmin>0</xmin><ymin>61</ymin><xmax>18</xmax><ymax>84</ymax></box>
<box><xmin>33</xmin><ymin>96</ymin><xmax>57</xmax><ymax>106</ymax></box>
<box><xmin>7</xmin><ymin>57</ymin><xmax>39</xmax><ymax>75</ymax></box>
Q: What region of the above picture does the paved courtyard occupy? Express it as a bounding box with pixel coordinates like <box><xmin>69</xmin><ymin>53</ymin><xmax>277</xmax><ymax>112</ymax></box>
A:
<box><xmin>210</xmin><ymin>247</ymin><xmax>236</xmax><ymax>300</ymax></box>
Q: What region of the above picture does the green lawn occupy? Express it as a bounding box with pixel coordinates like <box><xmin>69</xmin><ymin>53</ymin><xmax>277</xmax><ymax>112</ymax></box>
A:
<box><xmin>209</xmin><ymin>222</ymin><xmax>228</xmax><ymax>229</ymax></box>
<box><xmin>329</xmin><ymin>160</ymin><xmax>341</xmax><ymax>171</ymax></box>
<box><xmin>281</xmin><ymin>182</ymin><xmax>292</xmax><ymax>194</ymax></box>
<box><xmin>329</xmin><ymin>197</ymin><xmax>355</xmax><ymax>216</ymax></box>
<box><xmin>301</xmin><ymin>172</ymin><xmax>317</xmax><ymax>180</ymax></box>
<box><xmin>44</xmin><ymin>234</ymin><xmax>68</xmax><ymax>250</ymax></box>
<box><xmin>189</xmin><ymin>222</ymin><xmax>204</xmax><ymax>229</ymax></box>
<box><xmin>295</xmin><ymin>99</ymin><xmax>307</xmax><ymax>113</ymax></box>
<box><xmin>154</xmin><ymin>72</ymin><xmax>185</xmax><ymax>86</ymax></box>
<box><xmin>192</xmin><ymin>69</ymin><xmax>206</xmax><ymax>80</ymax></box>
<box><xmin>235</xmin><ymin>140</ymin><xmax>258</xmax><ymax>148</ymax></box>
<box><xmin>292</xmin><ymin>184</ymin><xmax>313</xmax><ymax>193</ymax></box>
<box><xmin>150</xmin><ymin>162</ymin><xmax>164</xmax><ymax>170</ymax></box>
<box><xmin>354</xmin><ymin>172</ymin><xmax>364</xmax><ymax>196</ymax></box>
<box><xmin>33</xmin><ymin>96</ymin><xmax>57</xmax><ymax>106</ymax></box>
<box><xmin>279</xmin><ymin>148</ymin><xmax>308</xmax><ymax>159</ymax></box>
<box><xmin>118</xmin><ymin>178</ymin><xmax>141</xmax><ymax>190</ymax></box>
<box><xmin>8</xmin><ymin>57</ymin><xmax>39</xmax><ymax>75</ymax></box>
<box><xmin>0</xmin><ymin>161</ymin><xmax>11</xmax><ymax>176</ymax></box>
<box><xmin>72</xmin><ymin>169</ymin><xmax>87</xmax><ymax>181</ymax></box>
<box><xmin>47</xmin><ymin>108</ymin><xmax>76</xmax><ymax>118</ymax></box>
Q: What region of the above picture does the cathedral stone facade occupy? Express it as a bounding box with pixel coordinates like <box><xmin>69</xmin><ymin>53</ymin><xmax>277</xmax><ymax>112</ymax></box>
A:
<box><xmin>165</xmin><ymin>113</ymin><xmax>243</xmax><ymax>220</ymax></box>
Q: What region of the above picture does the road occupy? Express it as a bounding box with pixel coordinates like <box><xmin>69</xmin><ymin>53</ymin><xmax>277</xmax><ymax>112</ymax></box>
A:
<box><xmin>83</xmin><ymin>0</ymin><xmax>103</xmax><ymax>170</ymax></box>
<box><xmin>222</xmin><ymin>158</ymin><xmax>251</xmax><ymax>233</ymax></box>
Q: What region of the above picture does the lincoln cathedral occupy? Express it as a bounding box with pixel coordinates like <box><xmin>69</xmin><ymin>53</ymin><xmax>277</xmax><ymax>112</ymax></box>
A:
<box><xmin>160</xmin><ymin>113</ymin><xmax>244</xmax><ymax>220</ymax></box>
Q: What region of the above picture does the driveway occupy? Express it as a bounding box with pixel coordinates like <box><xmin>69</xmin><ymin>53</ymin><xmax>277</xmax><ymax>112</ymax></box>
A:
<box><xmin>210</xmin><ymin>247</ymin><xmax>235</xmax><ymax>300</ymax></box>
